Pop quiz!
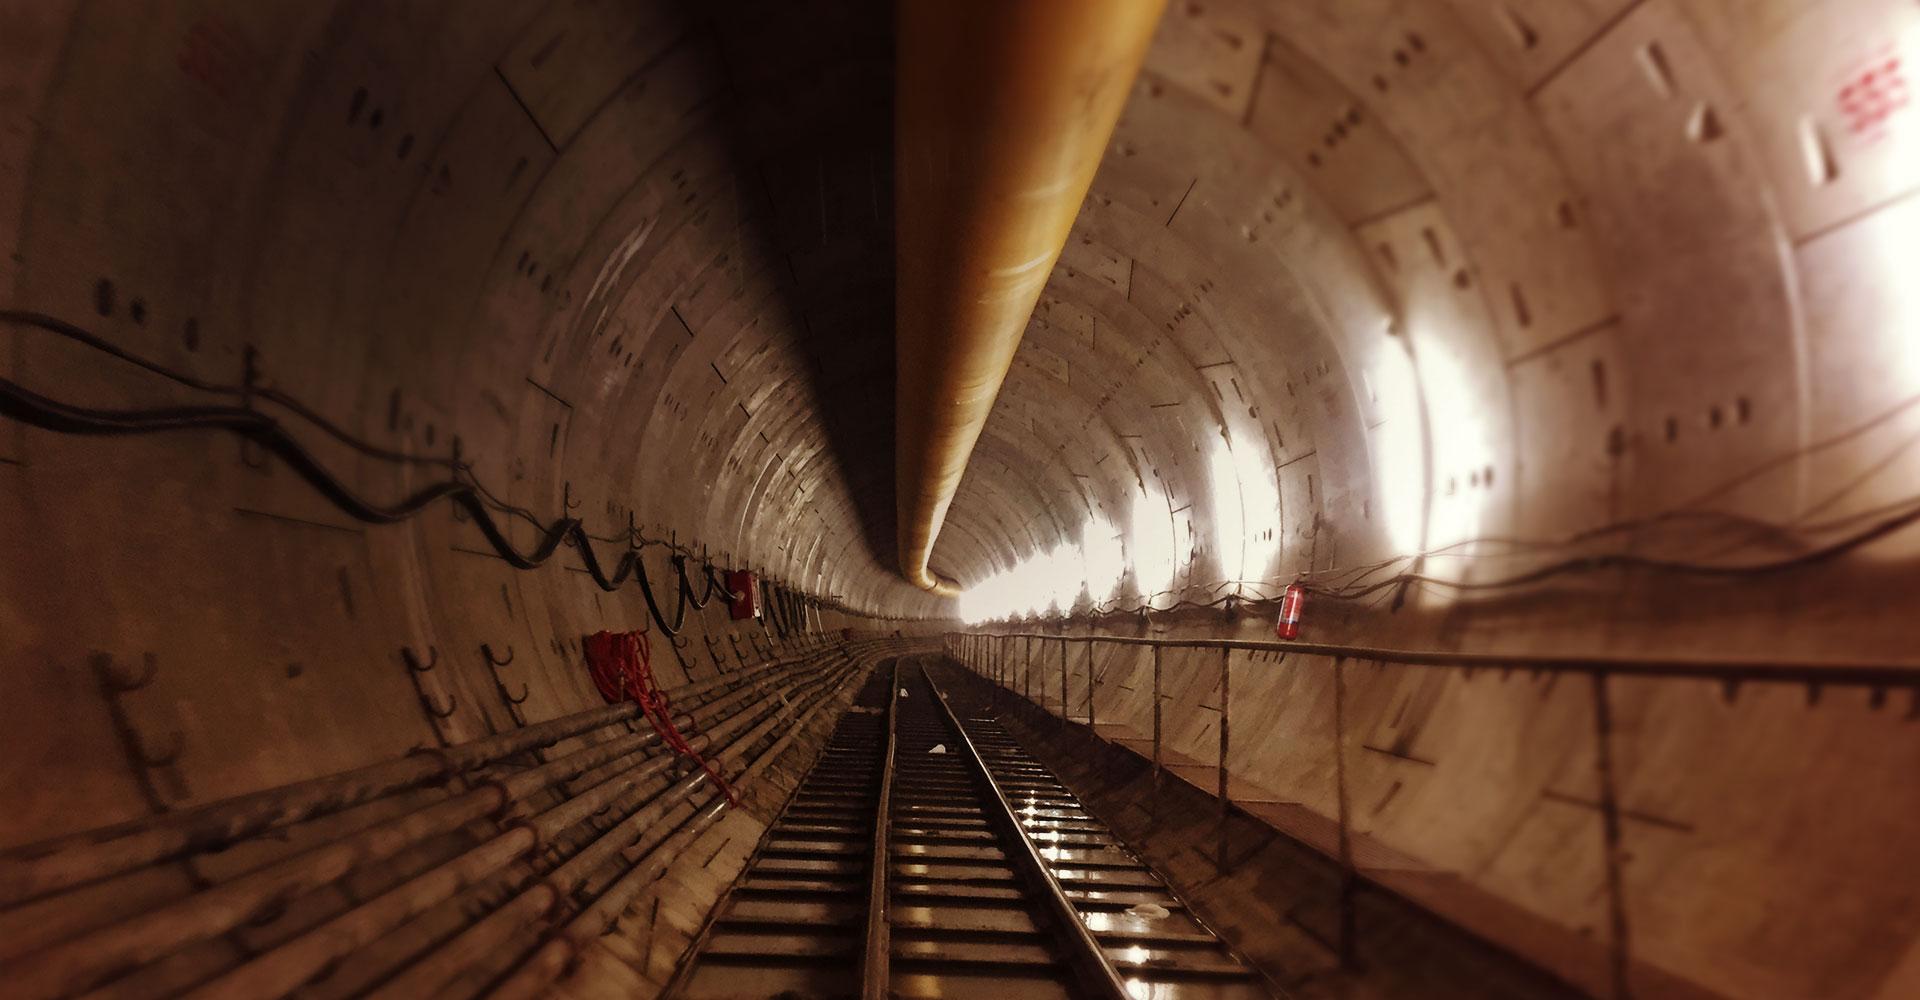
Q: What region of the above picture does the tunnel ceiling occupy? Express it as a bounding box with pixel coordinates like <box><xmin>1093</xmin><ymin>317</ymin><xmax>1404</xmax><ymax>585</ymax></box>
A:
<box><xmin>931</xmin><ymin>0</ymin><xmax>1920</xmax><ymax>643</ymax></box>
<box><xmin>8</xmin><ymin>0</ymin><xmax>1918</xmax><ymax>637</ymax></box>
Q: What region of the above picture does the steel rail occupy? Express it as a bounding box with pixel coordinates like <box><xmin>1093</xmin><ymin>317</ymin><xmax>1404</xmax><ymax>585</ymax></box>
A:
<box><xmin>11</xmin><ymin>653</ymin><xmax>865</xmax><ymax>1000</ymax></box>
<box><xmin>861</xmin><ymin>658</ymin><xmax>901</xmax><ymax>1000</ymax></box>
<box><xmin>955</xmin><ymin>632</ymin><xmax>1920</xmax><ymax>688</ymax></box>
<box><xmin>923</xmin><ymin>669</ymin><xmax>1133</xmax><ymax>1000</ymax></box>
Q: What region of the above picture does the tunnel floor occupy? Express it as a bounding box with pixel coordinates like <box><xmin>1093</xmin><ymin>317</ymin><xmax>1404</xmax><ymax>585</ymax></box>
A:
<box><xmin>670</xmin><ymin>656</ymin><xmax>1276</xmax><ymax>1000</ymax></box>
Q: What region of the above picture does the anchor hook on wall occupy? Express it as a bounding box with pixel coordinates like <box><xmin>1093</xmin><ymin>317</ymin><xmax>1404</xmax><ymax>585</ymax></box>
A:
<box><xmin>419</xmin><ymin>689</ymin><xmax>458</xmax><ymax>719</ymax></box>
<box><xmin>481</xmin><ymin>642</ymin><xmax>531</xmax><ymax>726</ymax></box>
<box><xmin>403</xmin><ymin>645</ymin><xmax>440</xmax><ymax>673</ymax></box>
<box><xmin>92</xmin><ymin>652</ymin><xmax>189</xmax><ymax>808</ymax></box>
<box><xmin>399</xmin><ymin>645</ymin><xmax>458</xmax><ymax>744</ymax></box>
<box><xmin>99</xmin><ymin>650</ymin><xmax>161</xmax><ymax>693</ymax></box>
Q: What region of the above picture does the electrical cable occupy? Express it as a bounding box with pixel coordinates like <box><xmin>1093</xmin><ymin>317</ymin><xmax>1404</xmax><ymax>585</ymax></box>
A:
<box><xmin>583</xmin><ymin>629</ymin><xmax>737</xmax><ymax>804</ymax></box>
<box><xmin>0</xmin><ymin>313</ymin><xmax>923</xmax><ymax>627</ymax></box>
<box><xmin>24</xmin><ymin>308</ymin><xmax>1915</xmax><ymax>623</ymax></box>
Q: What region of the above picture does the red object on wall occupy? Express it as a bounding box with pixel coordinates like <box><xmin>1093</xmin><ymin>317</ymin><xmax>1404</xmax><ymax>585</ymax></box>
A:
<box><xmin>1275</xmin><ymin>582</ymin><xmax>1306</xmax><ymax>640</ymax></box>
<box><xmin>583</xmin><ymin>629</ymin><xmax>736</xmax><ymax>804</ymax></box>
<box><xmin>726</xmin><ymin>569</ymin><xmax>760</xmax><ymax>620</ymax></box>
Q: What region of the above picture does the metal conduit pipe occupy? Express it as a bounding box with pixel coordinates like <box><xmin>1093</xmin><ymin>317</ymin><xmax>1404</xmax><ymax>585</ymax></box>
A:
<box><xmin>482</xmin><ymin>649</ymin><xmax>895</xmax><ymax>1000</ymax></box>
<box><xmin>23</xmin><ymin>678</ymin><xmax>784</xmax><ymax>996</ymax></box>
<box><xmin>0</xmin><ymin>645</ymin><xmax>853</xmax><ymax>907</ymax></box>
<box><xmin>386</xmin><ymin>652</ymin><xmax>886</xmax><ymax>1000</ymax></box>
<box><xmin>327</xmin><ymin>650</ymin><xmax>902</xmax><ymax>1000</ymax></box>
<box><xmin>9</xmin><ymin>643</ymin><xmax>892</xmax><ymax>1000</ymax></box>
<box><xmin>181</xmin><ymin>652</ymin><xmax>880</xmax><ymax>1000</ymax></box>
<box><xmin>894</xmin><ymin>0</ymin><xmax>1166</xmax><ymax>595</ymax></box>
<box><xmin>360</xmin><ymin>769</ymin><xmax>723</xmax><ymax>1000</ymax></box>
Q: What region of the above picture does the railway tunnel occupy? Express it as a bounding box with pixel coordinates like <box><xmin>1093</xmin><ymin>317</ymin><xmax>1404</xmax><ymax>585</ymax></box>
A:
<box><xmin>2</xmin><ymin>1</ymin><xmax>1917</xmax><ymax>998</ymax></box>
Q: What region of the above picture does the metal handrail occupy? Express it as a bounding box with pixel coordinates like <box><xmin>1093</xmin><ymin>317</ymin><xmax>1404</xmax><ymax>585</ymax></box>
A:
<box><xmin>951</xmin><ymin>631</ymin><xmax>1920</xmax><ymax>688</ymax></box>
<box><xmin>923</xmin><ymin>667</ymin><xmax>1133</xmax><ymax>1000</ymax></box>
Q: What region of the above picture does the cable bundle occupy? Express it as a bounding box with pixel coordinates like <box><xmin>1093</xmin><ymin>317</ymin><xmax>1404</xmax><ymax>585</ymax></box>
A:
<box><xmin>583</xmin><ymin>629</ymin><xmax>737</xmax><ymax>804</ymax></box>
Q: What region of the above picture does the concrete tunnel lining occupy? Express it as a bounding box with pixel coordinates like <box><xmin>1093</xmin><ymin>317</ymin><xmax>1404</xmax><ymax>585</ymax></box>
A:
<box><xmin>1</xmin><ymin>1</ymin><xmax>1918</xmax><ymax>998</ymax></box>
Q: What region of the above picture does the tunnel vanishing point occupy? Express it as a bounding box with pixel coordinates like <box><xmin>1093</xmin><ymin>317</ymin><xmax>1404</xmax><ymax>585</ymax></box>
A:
<box><xmin>2</xmin><ymin>2</ymin><xmax>1918</xmax><ymax>999</ymax></box>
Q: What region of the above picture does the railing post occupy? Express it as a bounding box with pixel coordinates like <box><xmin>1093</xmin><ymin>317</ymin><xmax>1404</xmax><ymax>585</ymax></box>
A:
<box><xmin>1060</xmin><ymin>635</ymin><xmax>1070</xmax><ymax>723</ymax></box>
<box><xmin>1592</xmin><ymin>670</ymin><xmax>1631</xmax><ymax>1000</ymax></box>
<box><xmin>1024</xmin><ymin>635</ymin><xmax>1033</xmax><ymax>710</ymax></box>
<box><xmin>1086</xmin><ymin>636</ymin><xmax>1096</xmax><ymax>734</ymax></box>
<box><xmin>990</xmin><ymin>636</ymin><xmax>999</xmax><ymax>712</ymax></box>
<box><xmin>1151</xmin><ymin>645</ymin><xmax>1163</xmax><ymax>796</ymax></box>
<box><xmin>1023</xmin><ymin>633</ymin><xmax>1032</xmax><ymax>703</ymax></box>
<box><xmin>1218</xmin><ymin>646</ymin><xmax>1231</xmax><ymax>869</ymax></box>
<box><xmin>1333</xmin><ymin>656</ymin><xmax>1357</xmax><ymax>971</ymax></box>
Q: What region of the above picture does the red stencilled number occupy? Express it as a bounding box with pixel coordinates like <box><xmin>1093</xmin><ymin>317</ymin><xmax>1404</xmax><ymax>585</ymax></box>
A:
<box><xmin>1839</xmin><ymin>52</ymin><xmax>1910</xmax><ymax>138</ymax></box>
<box><xmin>176</xmin><ymin>16</ymin><xmax>257</xmax><ymax>101</ymax></box>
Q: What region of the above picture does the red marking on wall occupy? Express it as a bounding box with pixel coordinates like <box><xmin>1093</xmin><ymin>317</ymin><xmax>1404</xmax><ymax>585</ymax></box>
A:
<box><xmin>1838</xmin><ymin>50</ymin><xmax>1910</xmax><ymax>140</ymax></box>
<box><xmin>176</xmin><ymin>16</ymin><xmax>258</xmax><ymax>101</ymax></box>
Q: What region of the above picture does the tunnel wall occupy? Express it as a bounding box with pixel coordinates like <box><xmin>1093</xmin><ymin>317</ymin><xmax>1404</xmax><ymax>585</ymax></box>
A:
<box><xmin>0</xmin><ymin>0</ymin><xmax>936</xmax><ymax>857</ymax></box>
<box><xmin>938</xmin><ymin>2</ymin><xmax>1920</xmax><ymax>997</ymax></box>
<box><xmin>943</xmin><ymin>0</ymin><xmax>1920</xmax><ymax>665</ymax></box>
<box><xmin>958</xmin><ymin>625</ymin><xmax>1920</xmax><ymax>999</ymax></box>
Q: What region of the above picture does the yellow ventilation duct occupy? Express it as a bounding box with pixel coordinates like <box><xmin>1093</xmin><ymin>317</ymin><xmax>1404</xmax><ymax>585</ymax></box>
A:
<box><xmin>894</xmin><ymin>0</ymin><xmax>1167</xmax><ymax>596</ymax></box>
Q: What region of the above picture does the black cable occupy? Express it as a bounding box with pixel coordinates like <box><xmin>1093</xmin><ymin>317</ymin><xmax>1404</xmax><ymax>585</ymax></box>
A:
<box><xmin>1</xmin><ymin>309</ymin><xmax>464</xmax><ymax>471</ymax></box>
<box><xmin>1004</xmin><ymin>495</ymin><xmax>1920</xmax><ymax>624</ymax></box>
<box><xmin>0</xmin><ymin>375</ymin><xmax>817</xmax><ymax>635</ymax></box>
<box><xmin>15</xmin><ymin>306</ymin><xmax>1919</xmax><ymax>626</ymax></box>
<box><xmin>0</xmin><ymin>309</ymin><xmax>928</xmax><ymax>623</ymax></box>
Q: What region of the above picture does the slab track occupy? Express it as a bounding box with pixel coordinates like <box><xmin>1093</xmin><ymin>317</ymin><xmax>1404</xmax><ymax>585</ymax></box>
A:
<box><xmin>670</xmin><ymin>655</ymin><xmax>1277</xmax><ymax>1000</ymax></box>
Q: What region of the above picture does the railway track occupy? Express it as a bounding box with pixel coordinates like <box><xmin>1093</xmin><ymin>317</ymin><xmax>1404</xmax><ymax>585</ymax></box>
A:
<box><xmin>671</xmin><ymin>655</ymin><xmax>1276</xmax><ymax>1000</ymax></box>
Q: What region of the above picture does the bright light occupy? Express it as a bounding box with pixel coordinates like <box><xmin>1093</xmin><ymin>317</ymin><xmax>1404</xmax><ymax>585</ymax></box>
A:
<box><xmin>1238</xmin><ymin>442</ymin><xmax>1282</xmax><ymax>580</ymax></box>
<box><xmin>1046</xmin><ymin>541</ymin><xmax>1084</xmax><ymax>611</ymax></box>
<box><xmin>1082</xmin><ymin>513</ymin><xmax>1125</xmax><ymax>606</ymax></box>
<box><xmin>1210</xmin><ymin>439</ymin><xmax>1245</xmax><ymax>582</ymax></box>
<box><xmin>1370</xmin><ymin>337</ymin><xmax>1426</xmax><ymax>554</ymax></box>
<box><xmin>957</xmin><ymin>539</ymin><xmax>1093</xmax><ymax>624</ymax></box>
<box><xmin>1209</xmin><ymin>437</ymin><xmax>1282</xmax><ymax>585</ymax></box>
<box><xmin>1130</xmin><ymin>485</ymin><xmax>1177</xmax><ymax>604</ymax></box>
<box><xmin>1417</xmin><ymin>333</ymin><xmax>1491</xmax><ymax>548</ymax></box>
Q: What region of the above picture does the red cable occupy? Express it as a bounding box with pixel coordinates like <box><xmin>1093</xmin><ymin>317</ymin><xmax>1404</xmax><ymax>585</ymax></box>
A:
<box><xmin>584</xmin><ymin>629</ymin><xmax>737</xmax><ymax>805</ymax></box>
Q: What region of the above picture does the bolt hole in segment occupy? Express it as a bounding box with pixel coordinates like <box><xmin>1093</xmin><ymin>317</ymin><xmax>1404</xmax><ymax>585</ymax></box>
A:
<box><xmin>670</xmin><ymin>656</ymin><xmax>1275</xmax><ymax>1000</ymax></box>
